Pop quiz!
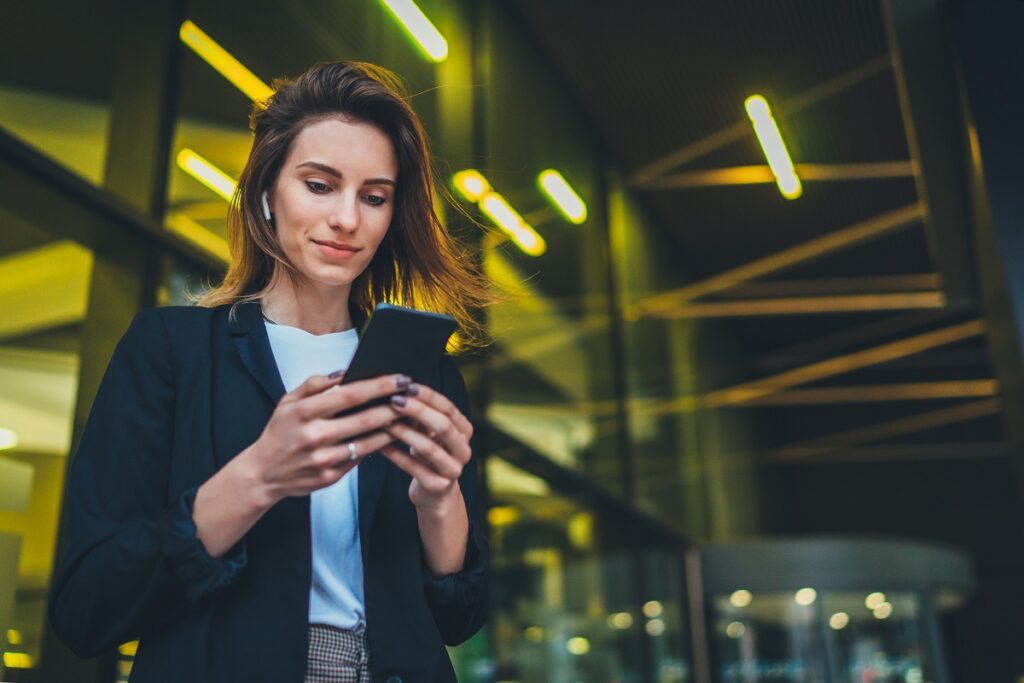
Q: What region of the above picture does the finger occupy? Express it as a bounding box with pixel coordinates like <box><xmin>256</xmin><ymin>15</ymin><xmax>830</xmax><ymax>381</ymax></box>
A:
<box><xmin>279</xmin><ymin>370</ymin><xmax>345</xmax><ymax>405</ymax></box>
<box><xmin>318</xmin><ymin>429</ymin><xmax>395</xmax><ymax>468</ymax></box>
<box><xmin>388</xmin><ymin>395</ymin><xmax>470</xmax><ymax>464</ymax></box>
<box><xmin>379</xmin><ymin>444</ymin><xmax>454</xmax><ymax>493</ymax></box>
<box><xmin>384</xmin><ymin>421</ymin><xmax>464</xmax><ymax>480</ymax></box>
<box><xmin>402</xmin><ymin>383</ymin><xmax>473</xmax><ymax>438</ymax></box>
<box><xmin>300</xmin><ymin>373</ymin><xmax>411</xmax><ymax>420</ymax></box>
<box><xmin>320</xmin><ymin>404</ymin><xmax>402</xmax><ymax>444</ymax></box>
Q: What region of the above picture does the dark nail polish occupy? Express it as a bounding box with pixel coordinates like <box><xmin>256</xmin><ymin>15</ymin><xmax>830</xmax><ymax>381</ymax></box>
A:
<box><xmin>391</xmin><ymin>394</ymin><xmax>408</xmax><ymax>407</ymax></box>
<box><xmin>405</xmin><ymin>383</ymin><xmax>421</xmax><ymax>396</ymax></box>
<box><xmin>396</xmin><ymin>375</ymin><xmax>412</xmax><ymax>389</ymax></box>
<box><xmin>328</xmin><ymin>369</ymin><xmax>345</xmax><ymax>379</ymax></box>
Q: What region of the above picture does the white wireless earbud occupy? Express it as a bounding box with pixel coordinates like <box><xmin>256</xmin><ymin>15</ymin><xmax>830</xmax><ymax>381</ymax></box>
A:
<box><xmin>261</xmin><ymin>191</ymin><xmax>273</xmax><ymax>222</ymax></box>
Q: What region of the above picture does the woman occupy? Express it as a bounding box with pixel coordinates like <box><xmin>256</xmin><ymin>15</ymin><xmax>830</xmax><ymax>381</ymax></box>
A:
<box><xmin>49</xmin><ymin>61</ymin><xmax>491</xmax><ymax>683</ymax></box>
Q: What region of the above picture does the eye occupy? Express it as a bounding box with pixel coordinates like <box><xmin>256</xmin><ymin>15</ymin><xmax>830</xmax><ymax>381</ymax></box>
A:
<box><xmin>305</xmin><ymin>180</ymin><xmax>331</xmax><ymax>194</ymax></box>
<box><xmin>365</xmin><ymin>194</ymin><xmax>388</xmax><ymax>207</ymax></box>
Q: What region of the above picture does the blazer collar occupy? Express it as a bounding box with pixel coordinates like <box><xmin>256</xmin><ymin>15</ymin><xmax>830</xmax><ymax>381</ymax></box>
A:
<box><xmin>228</xmin><ymin>300</ymin><xmax>387</xmax><ymax>544</ymax></box>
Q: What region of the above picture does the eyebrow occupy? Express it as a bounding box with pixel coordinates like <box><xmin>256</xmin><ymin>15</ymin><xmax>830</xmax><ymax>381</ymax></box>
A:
<box><xmin>295</xmin><ymin>161</ymin><xmax>396</xmax><ymax>187</ymax></box>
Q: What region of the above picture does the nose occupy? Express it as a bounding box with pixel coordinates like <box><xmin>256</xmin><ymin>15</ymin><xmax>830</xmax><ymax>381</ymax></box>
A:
<box><xmin>328</xmin><ymin>190</ymin><xmax>360</xmax><ymax>232</ymax></box>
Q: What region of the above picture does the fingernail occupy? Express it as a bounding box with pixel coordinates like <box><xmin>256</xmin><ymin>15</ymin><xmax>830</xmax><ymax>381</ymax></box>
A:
<box><xmin>405</xmin><ymin>383</ymin><xmax>421</xmax><ymax>396</ymax></box>
<box><xmin>328</xmin><ymin>369</ymin><xmax>345</xmax><ymax>379</ymax></box>
<box><xmin>391</xmin><ymin>394</ymin><xmax>408</xmax><ymax>407</ymax></box>
<box><xmin>395</xmin><ymin>375</ymin><xmax>412</xmax><ymax>389</ymax></box>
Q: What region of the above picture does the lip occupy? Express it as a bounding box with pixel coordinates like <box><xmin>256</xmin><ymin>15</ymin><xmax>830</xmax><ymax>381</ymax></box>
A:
<box><xmin>312</xmin><ymin>239</ymin><xmax>360</xmax><ymax>251</ymax></box>
<box><xmin>313</xmin><ymin>239</ymin><xmax>361</xmax><ymax>259</ymax></box>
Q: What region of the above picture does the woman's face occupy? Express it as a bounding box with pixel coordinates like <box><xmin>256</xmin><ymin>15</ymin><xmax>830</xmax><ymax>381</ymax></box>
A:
<box><xmin>266</xmin><ymin>116</ymin><xmax>398</xmax><ymax>292</ymax></box>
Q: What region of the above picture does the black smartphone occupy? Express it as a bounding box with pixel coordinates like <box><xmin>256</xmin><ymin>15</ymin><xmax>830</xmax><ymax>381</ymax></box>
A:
<box><xmin>335</xmin><ymin>303</ymin><xmax>457</xmax><ymax>414</ymax></box>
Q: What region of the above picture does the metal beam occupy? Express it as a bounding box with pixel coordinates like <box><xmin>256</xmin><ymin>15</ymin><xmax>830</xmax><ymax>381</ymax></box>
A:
<box><xmin>629</xmin><ymin>203</ymin><xmax>925</xmax><ymax>319</ymax></box>
<box><xmin>640</xmin><ymin>161</ymin><xmax>915</xmax><ymax>190</ymax></box>
<box><xmin>699</xmin><ymin>319</ymin><xmax>983</xmax><ymax>409</ymax></box>
<box><xmin>884</xmin><ymin>0</ymin><xmax>975</xmax><ymax>306</ymax></box>
<box><xmin>955</xmin><ymin>0</ymin><xmax>1024</xmax><ymax>524</ymax></box>
<box><xmin>763</xmin><ymin>442</ymin><xmax>1007</xmax><ymax>465</ymax></box>
<box><xmin>761</xmin><ymin>398</ymin><xmax>1000</xmax><ymax>463</ymax></box>
<box><xmin>629</xmin><ymin>55</ymin><xmax>892</xmax><ymax>185</ymax></box>
<box><xmin>652</xmin><ymin>291</ymin><xmax>944</xmax><ymax>319</ymax></box>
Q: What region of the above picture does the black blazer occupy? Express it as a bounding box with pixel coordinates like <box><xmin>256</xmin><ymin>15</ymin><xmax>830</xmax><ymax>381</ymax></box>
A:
<box><xmin>49</xmin><ymin>301</ymin><xmax>490</xmax><ymax>683</ymax></box>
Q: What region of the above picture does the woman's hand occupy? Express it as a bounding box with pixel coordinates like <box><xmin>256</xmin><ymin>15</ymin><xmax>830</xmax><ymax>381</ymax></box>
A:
<box><xmin>379</xmin><ymin>382</ymin><xmax>474</xmax><ymax>513</ymax></box>
<box><xmin>241</xmin><ymin>372</ymin><xmax>410</xmax><ymax>505</ymax></box>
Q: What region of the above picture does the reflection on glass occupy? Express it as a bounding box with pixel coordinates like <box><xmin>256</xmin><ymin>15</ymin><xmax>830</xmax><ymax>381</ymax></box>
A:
<box><xmin>484</xmin><ymin>247</ymin><xmax>620</xmax><ymax>493</ymax></box>
<box><xmin>711</xmin><ymin>590</ymin><xmax>827</xmax><ymax>682</ymax></box>
<box><xmin>0</xmin><ymin>228</ymin><xmax>91</xmax><ymax>681</ymax></box>
<box><xmin>823</xmin><ymin>592</ymin><xmax>933</xmax><ymax>683</ymax></box>
<box><xmin>0</xmin><ymin>3</ymin><xmax>115</xmax><ymax>185</ymax></box>
<box><xmin>485</xmin><ymin>457</ymin><xmax>691</xmax><ymax>682</ymax></box>
<box><xmin>709</xmin><ymin>590</ymin><xmax>935</xmax><ymax>683</ymax></box>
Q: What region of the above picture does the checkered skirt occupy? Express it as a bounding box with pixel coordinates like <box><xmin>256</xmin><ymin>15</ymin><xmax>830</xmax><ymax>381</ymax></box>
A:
<box><xmin>304</xmin><ymin>623</ymin><xmax>371</xmax><ymax>683</ymax></box>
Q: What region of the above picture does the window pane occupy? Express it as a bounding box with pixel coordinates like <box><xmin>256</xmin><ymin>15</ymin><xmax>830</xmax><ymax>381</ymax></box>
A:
<box><xmin>0</xmin><ymin>2</ymin><xmax>117</xmax><ymax>185</ymax></box>
<box><xmin>0</xmin><ymin>224</ymin><xmax>92</xmax><ymax>680</ymax></box>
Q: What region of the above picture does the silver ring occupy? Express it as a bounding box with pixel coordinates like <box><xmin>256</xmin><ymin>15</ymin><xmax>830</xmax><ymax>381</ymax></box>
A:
<box><xmin>409</xmin><ymin>446</ymin><xmax>416</xmax><ymax>457</ymax></box>
<box><xmin>347</xmin><ymin>442</ymin><xmax>358</xmax><ymax>461</ymax></box>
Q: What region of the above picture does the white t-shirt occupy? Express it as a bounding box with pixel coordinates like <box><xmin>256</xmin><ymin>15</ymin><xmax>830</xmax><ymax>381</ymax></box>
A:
<box><xmin>264</xmin><ymin>319</ymin><xmax>365</xmax><ymax>629</ymax></box>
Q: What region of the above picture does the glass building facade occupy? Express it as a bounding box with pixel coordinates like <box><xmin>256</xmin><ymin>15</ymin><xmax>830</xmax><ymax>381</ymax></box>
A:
<box><xmin>0</xmin><ymin>1</ymin><xmax>764</xmax><ymax>681</ymax></box>
<box><xmin>6</xmin><ymin>1</ymin><xmax>1020</xmax><ymax>681</ymax></box>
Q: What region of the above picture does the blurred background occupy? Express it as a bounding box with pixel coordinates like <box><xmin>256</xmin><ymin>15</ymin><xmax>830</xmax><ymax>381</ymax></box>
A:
<box><xmin>0</xmin><ymin>0</ymin><xmax>1021</xmax><ymax>681</ymax></box>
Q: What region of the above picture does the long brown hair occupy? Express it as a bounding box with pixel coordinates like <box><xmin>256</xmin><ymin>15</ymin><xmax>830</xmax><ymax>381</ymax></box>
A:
<box><xmin>196</xmin><ymin>61</ymin><xmax>491</xmax><ymax>349</ymax></box>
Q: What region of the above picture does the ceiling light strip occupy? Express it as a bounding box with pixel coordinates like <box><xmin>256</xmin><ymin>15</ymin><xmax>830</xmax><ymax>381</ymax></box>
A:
<box><xmin>379</xmin><ymin>0</ymin><xmax>449</xmax><ymax>62</ymax></box>
<box><xmin>179</xmin><ymin>20</ymin><xmax>272</xmax><ymax>102</ymax></box>
<box><xmin>745</xmin><ymin>95</ymin><xmax>801</xmax><ymax>199</ymax></box>
<box><xmin>454</xmin><ymin>170</ymin><xmax>546</xmax><ymax>256</ymax></box>
<box><xmin>538</xmin><ymin>169</ymin><xmax>587</xmax><ymax>224</ymax></box>
<box><xmin>176</xmin><ymin>148</ymin><xmax>237</xmax><ymax>201</ymax></box>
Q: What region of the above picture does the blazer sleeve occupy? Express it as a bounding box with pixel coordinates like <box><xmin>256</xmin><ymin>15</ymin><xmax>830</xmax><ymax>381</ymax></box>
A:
<box><xmin>49</xmin><ymin>308</ymin><xmax>248</xmax><ymax>658</ymax></box>
<box><xmin>421</xmin><ymin>356</ymin><xmax>491</xmax><ymax>646</ymax></box>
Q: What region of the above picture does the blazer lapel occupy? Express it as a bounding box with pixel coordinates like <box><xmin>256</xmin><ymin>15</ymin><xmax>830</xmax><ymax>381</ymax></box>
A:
<box><xmin>229</xmin><ymin>301</ymin><xmax>286</xmax><ymax>405</ymax></box>
<box><xmin>228</xmin><ymin>300</ymin><xmax>387</xmax><ymax>546</ymax></box>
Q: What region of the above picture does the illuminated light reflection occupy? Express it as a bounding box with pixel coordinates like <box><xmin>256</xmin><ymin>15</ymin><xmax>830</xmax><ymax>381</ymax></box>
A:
<box><xmin>379</xmin><ymin>0</ymin><xmax>449</xmax><ymax>62</ymax></box>
<box><xmin>6</xmin><ymin>629</ymin><xmax>22</xmax><ymax>645</ymax></box>
<box><xmin>873</xmin><ymin>601</ymin><xmax>893</xmax><ymax>619</ymax></box>
<box><xmin>829</xmin><ymin>612</ymin><xmax>850</xmax><ymax>630</ymax></box>
<box><xmin>744</xmin><ymin>94</ymin><xmax>802</xmax><ymax>199</ymax></box>
<box><xmin>524</xmin><ymin>626</ymin><xmax>544</xmax><ymax>642</ymax></box>
<box><xmin>607</xmin><ymin>612</ymin><xmax>634</xmax><ymax>629</ymax></box>
<box><xmin>453</xmin><ymin>169</ymin><xmax>491</xmax><ymax>202</ymax></box>
<box><xmin>0</xmin><ymin>427</ymin><xmax>17</xmax><ymax>450</ymax></box>
<box><xmin>487</xmin><ymin>505</ymin><xmax>520</xmax><ymax>527</ymax></box>
<box><xmin>478</xmin><ymin>194</ymin><xmax>546</xmax><ymax>256</ymax></box>
<box><xmin>3</xmin><ymin>652</ymin><xmax>33</xmax><ymax>669</ymax></box>
<box><xmin>177</xmin><ymin>148</ymin><xmax>237</xmax><ymax>201</ymax></box>
<box><xmin>646</xmin><ymin>618</ymin><xmax>666</xmax><ymax>636</ymax></box>
<box><xmin>566</xmin><ymin>636</ymin><xmax>590</xmax><ymax>655</ymax></box>
<box><xmin>179</xmin><ymin>20</ymin><xmax>273</xmax><ymax>101</ymax></box>
<box><xmin>453</xmin><ymin>170</ymin><xmax>546</xmax><ymax>256</ymax></box>
<box><xmin>538</xmin><ymin>169</ymin><xmax>587</xmax><ymax>224</ymax></box>
<box><xmin>725</xmin><ymin>621</ymin><xmax>746</xmax><ymax>639</ymax></box>
<box><xmin>794</xmin><ymin>587</ymin><xmax>817</xmax><ymax>606</ymax></box>
<box><xmin>865</xmin><ymin>592</ymin><xmax>887</xmax><ymax>610</ymax></box>
<box><xmin>118</xmin><ymin>641</ymin><xmax>139</xmax><ymax>657</ymax></box>
<box><xmin>729</xmin><ymin>589</ymin><xmax>753</xmax><ymax>608</ymax></box>
<box><xmin>642</xmin><ymin>600</ymin><xmax>663</xmax><ymax>618</ymax></box>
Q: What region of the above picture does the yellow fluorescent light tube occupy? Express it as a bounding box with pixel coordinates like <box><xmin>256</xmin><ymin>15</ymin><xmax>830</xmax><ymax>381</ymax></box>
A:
<box><xmin>745</xmin><ymin>94</ymin><xmax>801</xmax><ymax>199</ymax></box>
<box><xmin>180</xmin><ymin>20</ymin><xmax>273</xmax><ymax>101</ymax></box>
<box><xmin>455</xmin><ymin>170</ymin><xmax>546</xmax><ymax>256</ymax></box>
<box><xmin>177</xmin><ymin>148</ymin><xmax>237</xmax><ymax>201</ymax></box>
<box><xmin>379</xmin><ymin>0</ymin><xmax>449</xmax><ymax>62</ymax></box>
<box><xmin>538</xmin><ymin>169</ymin><xmax>587</xmax><ymax>224</ymax></box>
